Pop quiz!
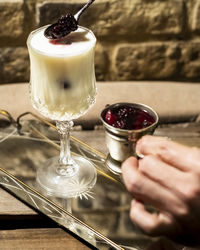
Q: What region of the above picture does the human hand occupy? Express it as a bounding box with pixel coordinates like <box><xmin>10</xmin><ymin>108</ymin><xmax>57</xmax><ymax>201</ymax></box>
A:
<box><xmin>121</xmin><ymin>135</ymin><xmax>200</xmax><ymax>246</ymax></box>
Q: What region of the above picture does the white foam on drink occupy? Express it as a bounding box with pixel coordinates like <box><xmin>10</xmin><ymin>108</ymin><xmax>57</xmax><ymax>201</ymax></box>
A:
<box><xmin>30</xmin><ymin>25</ymin><xmax>96</xmax><ymax>57</ymax></box>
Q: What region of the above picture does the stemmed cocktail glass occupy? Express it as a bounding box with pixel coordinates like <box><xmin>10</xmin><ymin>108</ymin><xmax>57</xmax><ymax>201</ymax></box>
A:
<box><xmin>27</xmin><ymin>25</ymin><xmax>97</xmax><ymax>198</ymax></box>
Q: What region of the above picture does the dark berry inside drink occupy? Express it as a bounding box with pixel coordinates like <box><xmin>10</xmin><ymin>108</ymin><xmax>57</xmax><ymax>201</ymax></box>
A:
<box><xmin>103</xmin><ymin>104</ymin><xmax>156</xmax><ymax>130</ymax></box>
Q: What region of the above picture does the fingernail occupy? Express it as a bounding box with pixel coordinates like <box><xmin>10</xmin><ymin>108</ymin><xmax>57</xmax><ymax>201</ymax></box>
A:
<box><xmin>136</xmin><ymin>139</ymin><xmax>143</xmax><ymax>158</ymax></box>
<box><xmin>136</xmin><ymin>152</ymin><xmax>144</xmax><ymax>159</ymax></box>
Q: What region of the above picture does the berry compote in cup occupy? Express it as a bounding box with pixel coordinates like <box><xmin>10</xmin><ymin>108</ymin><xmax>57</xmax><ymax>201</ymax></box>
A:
<box><xmin>101</xmin><ymin>102</ymin><xmax>159</xmax><ymax>175</ymax></box>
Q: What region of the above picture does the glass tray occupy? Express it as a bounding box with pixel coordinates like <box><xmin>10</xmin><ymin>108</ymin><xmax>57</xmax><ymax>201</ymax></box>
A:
<box><xmin>0</xmin><ymin>110</ymin><xmax>184</xmax><ymax>250</ymax></box>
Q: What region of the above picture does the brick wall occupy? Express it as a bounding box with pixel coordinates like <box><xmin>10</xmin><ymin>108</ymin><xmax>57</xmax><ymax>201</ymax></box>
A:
<box><xmin>1</xmin><ymin>0</ymin><xmax>200</xmax><ymax>84</ymax></box>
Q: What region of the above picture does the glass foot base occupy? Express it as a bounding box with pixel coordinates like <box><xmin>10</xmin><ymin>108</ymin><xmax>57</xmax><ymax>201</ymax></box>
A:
<box><xmin>105</xmin><ymin>154</ymin><xmax>122</xmax><ymax>175</ymax></box>
<box><xmin>36</xmin><ymin>155</ymin><xmax>97</xmax><ymax>198</ymax></box>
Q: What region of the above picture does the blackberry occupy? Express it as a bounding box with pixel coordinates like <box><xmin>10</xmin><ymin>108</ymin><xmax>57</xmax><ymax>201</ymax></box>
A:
<box><xmin>44</xmin><ymin>14</ymin><xmax>78</xmax><ymax>39</ymax></box>
<box><xmin>60</xmin><ymin>80</ymin><xmax>71</xmax><ymax>90</ymax></box>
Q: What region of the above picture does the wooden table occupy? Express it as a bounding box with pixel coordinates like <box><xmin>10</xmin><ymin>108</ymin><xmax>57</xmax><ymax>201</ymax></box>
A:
<box><xmin>0</xmin><ymin>189</ymin><xmax>92</xmax><ymax>250</ymax></box>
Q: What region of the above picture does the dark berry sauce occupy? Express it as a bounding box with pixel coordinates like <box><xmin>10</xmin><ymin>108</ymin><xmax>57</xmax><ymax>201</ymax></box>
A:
<box><xmin>103</xmin><ymin>104</ymin><xmax>155</xmax><ymax>130</ymax></box>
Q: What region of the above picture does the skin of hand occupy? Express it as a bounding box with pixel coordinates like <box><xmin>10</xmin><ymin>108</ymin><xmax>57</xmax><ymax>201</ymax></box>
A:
<box><xmin>121</xmin><ymin>135</ymin><xmax>200</xmax><ymax>246</ymax></box>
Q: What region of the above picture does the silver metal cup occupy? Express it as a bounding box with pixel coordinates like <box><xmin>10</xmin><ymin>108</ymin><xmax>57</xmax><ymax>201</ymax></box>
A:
<box><xmin>101</xmin><ymin>102</ymin><xmax>159</xmax><ymax>174</ymax></box>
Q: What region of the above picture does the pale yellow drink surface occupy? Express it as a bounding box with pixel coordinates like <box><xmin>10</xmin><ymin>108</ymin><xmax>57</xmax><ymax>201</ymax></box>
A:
<box><xmin>27</xmin><ymin>25</ymin><xmax>96</xmax><ymax>121</ymax></box>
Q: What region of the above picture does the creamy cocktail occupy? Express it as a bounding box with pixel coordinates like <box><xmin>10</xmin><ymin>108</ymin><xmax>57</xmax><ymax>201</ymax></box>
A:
<box><xmin>27</xmin><ymin>24</ymin><xmax>97</xmax><ymax>198</ymax></box>
<box><xmin>27</xmin><ymin>26</ymin><xmax>96</xmax><ymax>121</ymax></box>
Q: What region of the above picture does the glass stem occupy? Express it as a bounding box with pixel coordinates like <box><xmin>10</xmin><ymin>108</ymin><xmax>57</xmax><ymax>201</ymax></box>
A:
<box><xmin>56</xmin><ymin>120</ymin><xmax>77</xmax><ymax>176</ymax></box>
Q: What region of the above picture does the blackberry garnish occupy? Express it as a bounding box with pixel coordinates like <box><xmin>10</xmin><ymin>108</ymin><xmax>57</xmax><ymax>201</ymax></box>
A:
<box><xmin>44</xmin><ymin>0</ymin><xmax>96</xmax><ymax>40</ymax></box>
<box><xmin>44</xmin><ymin>14</ymin><xmax>78</xmax><ymax>39</ymax></box>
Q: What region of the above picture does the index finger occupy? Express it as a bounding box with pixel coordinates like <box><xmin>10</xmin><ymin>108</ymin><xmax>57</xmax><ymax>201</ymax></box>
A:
<box><xmin>136</xmin><ymin>135</ymin><xmax>200</xmax><ymax>172</ymax></box>
<box><xmin>121</xmin><ymin>157</ymin><xmax>186</xmax><ymax>215</ymax></box>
